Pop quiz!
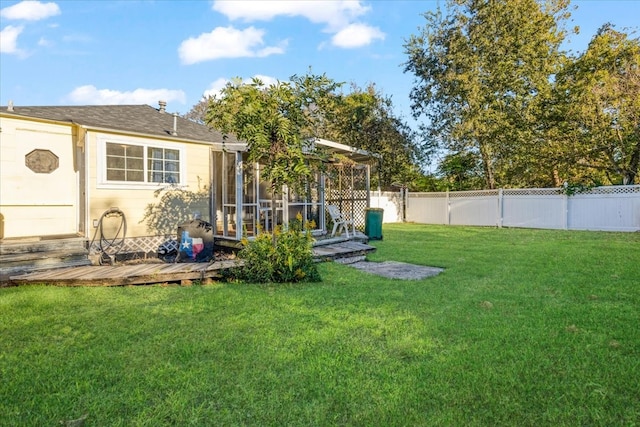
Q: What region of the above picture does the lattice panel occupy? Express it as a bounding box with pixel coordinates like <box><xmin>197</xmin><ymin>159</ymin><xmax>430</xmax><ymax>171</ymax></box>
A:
<box><xmin>408</xmin><ymin>186</ymin><xmax>640</xmax><ymax>198</ymax></box>
<box><xmin>352</xmin><ymin>167</ymin><xmax>368</xmax><ymax>191</ymax></box>
<box><xmin>503</xmin><ymin>188</ymin><xmax>562</xmax><ymax>196</ymax></box>
<box><xmin>325</xmin><ymin>163</ymin><xmax>370</xmax><ymax>231</ymax></box>
<box><xmin>90</xmin><ymin>235</ymin><xmax>177</xmax><ymax>256</ymax></box>
<box><xmin>503</xmin><ymin>186</ymin><xmax>640</xmax><ymax>196</ymax></box>
<box><xmin>581</xmin><ymin>185</ymin><xmax>640</xmax><ymax>195</ymax></box>
<box><xmin>353</xmin><ymin>199</ymin><xmax>368</xmax><ymax>229</ymax></box>
<box><xmin>409</xmin><ymin>192</ymin><xmax>447</xmax><ymax>198</ymax></box>
<box><xmin>449</xmin><ymin>189</ymin><xmax>500</xmax><ymax>198</ymax></box>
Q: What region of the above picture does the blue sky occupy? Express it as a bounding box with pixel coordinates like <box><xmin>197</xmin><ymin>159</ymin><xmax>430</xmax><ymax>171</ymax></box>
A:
<box><xmin>1</xmin><ymin>0</ymin><xmax>639</xmax><ymax>125</ymax></box>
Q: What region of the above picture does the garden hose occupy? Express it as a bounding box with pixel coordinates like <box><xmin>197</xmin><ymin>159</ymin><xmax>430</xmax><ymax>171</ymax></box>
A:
<box><xmin>89</xmin><ymin>208</ymin><xmax>127</xmax><ymax>265</ymax></box>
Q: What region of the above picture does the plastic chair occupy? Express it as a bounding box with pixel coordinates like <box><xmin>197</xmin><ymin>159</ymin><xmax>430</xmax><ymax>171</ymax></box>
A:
<box><xmin>327</xmin><ymin>205</ymin><xmax>355</xmax><ymax>237</ymax></box>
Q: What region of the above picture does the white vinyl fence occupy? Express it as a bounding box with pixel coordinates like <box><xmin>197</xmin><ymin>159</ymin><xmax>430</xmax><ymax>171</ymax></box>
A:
<box><xmin>371</xmin><ymin>185</ymin><xmax>640</xmax><ymax>232</ymax></box>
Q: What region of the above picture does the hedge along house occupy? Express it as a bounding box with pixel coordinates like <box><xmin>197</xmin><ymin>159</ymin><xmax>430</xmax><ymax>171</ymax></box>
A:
<box><xmin>0</xmin><ymin>102</ymin><xmax>378</xmax><ymax>266</ymax></box>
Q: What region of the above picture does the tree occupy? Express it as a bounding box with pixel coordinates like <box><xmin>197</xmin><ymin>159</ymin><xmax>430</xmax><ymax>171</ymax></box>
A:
<box><xmin>192</xmin><ymin>79</ymin><xmax>430</xmax><ymax>192</ymax></box>
<box><xmin>317</xmin><ymin>83</ymin><xmax>431</xmax><ymax>190</ymax></box>
<box><xmin>437</xmin><ymin>151</ymin><xmax>484</xmax><ymax>190</ymax></box>
<box><xmin>555</xmin><ymin>24</ymin><xmax>640</xmax><ymax>185</ymax></box>
<box><xmin>183</xmin><ymin>97</ymin><xmax>209</xmax><ymax>124</ymax></box>
<box><xmin>205</xmin><ymin>73</ymin><xmax>341</xmax><ymax>240</ymax></box>
<box><xmin>404</xmin><ymin>0</ymin><xmax>570</xmax><ymax>189</ymax></box>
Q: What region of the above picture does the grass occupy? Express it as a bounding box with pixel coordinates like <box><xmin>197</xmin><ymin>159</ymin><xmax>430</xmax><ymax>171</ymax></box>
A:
<box><xmin>1</xmin><ymin>224</ymin><xmax>639</xmax><ymax>426</ymax></box>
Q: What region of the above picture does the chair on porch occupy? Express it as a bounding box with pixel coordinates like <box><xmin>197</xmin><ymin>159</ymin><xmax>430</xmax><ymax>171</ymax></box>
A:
<box><xmin>327</xmin><ymin>205</ymin><xmax>355</xmax><ymax>238</ymax></box>
<box><xmin>259</xmin><ymin>199</ymin><xmax>283</xmax><ymax>232</ymax></box>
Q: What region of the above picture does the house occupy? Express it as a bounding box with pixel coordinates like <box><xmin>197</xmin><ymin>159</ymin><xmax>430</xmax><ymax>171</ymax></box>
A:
<box><xmin>0</xmin><ymin>102</ymin><xmax>378</xmax><ymax>273</ymax></box>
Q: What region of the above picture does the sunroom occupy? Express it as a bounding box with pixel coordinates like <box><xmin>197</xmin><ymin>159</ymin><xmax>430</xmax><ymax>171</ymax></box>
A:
<box><xmin>213</xmin><ymin>138</ymin><xmax>379</xmax><ymax>242</ymax></box>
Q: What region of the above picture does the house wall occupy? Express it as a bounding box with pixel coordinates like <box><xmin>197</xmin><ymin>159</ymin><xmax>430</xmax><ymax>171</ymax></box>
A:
<box><xmin>0</xmin><ymin>116</ymin><xmax>79</xmax><ymax>239</ymax></box>
<box><xmin>86</xmin><ymin>131</ymin><xmax>212</xmax><ymax>240</ymax></box>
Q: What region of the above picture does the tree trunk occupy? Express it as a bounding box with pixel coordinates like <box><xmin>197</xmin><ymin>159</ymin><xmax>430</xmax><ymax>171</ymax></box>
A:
<box><xmin>271</xmin><ymin>182</ymin><xmax>278</xmax><ymax>246</ymax></box>
<box><xmin>552</xmin><ymin>168</ymin><xmax>562</xmax><ymax>187</ymax></box>
<box><xmin>623</xmin><ymin>142</ymin><xmax>640</xmax><ymax>185</ymax></box>
<box><xmin>479</xmin><ymin>142</ymin><xmax>496</xmax><ymax>189</ymax></box>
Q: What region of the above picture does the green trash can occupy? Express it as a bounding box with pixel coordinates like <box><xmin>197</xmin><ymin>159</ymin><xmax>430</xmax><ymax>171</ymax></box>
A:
<box><xmin>364</xmin><ymin>208</ymin><xmax>384</xmax><ymax>240</ymax></box>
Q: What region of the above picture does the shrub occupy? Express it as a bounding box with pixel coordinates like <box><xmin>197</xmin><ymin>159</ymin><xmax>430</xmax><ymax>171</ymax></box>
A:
<box><xmin>236</xmin><ymin>215</ymin><xmax>321</xmax><ymax>283</ymax></box>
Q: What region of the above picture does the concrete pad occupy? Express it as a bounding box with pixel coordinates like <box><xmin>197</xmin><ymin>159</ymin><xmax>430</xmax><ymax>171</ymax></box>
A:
<box><xmin>347</xmin><ymin>260</ymin><xmax>444</xmax><ymax>280</ymax></box>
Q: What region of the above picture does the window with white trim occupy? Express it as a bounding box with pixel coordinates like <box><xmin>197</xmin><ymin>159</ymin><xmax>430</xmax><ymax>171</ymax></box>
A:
<box><xmin>147</xmin><ymin>146</ymin><xmax>180</xmax><ymax>184</ymax></box>
<box><xmin>101</xmin><ymin>140</ymin><xmax>184</xmax><ymax>186</ymax></box>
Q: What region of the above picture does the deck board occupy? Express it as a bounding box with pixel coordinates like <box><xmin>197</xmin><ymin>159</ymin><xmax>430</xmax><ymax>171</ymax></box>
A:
<box><xmin>8</xmin><ymin>241</ymin><xmax>375</xmax><ymax>286</ymax></box>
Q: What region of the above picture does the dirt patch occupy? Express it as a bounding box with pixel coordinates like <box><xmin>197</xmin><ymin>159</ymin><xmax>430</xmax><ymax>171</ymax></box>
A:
<box><xmin>346</xmin><ymin>260</ymin><xmax>444</xmax><ymax>280</ymax></box>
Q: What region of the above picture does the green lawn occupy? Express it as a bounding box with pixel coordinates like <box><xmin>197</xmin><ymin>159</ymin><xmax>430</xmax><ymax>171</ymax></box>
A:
<box><xmin>1</xmin><ymin>224</ymin><xmax>639</xmax><ymax>426</ymax></box>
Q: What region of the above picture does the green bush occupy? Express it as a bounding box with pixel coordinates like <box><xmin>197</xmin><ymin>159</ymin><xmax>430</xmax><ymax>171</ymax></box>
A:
<box><xmin>236</xmin><ymin>217</ymin><xmax>321</xmax><ymax>283</ymax></box>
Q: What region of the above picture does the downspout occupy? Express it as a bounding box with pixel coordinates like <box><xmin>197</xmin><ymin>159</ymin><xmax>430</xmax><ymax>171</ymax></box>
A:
<box><xmin>235</xmin><ymin>152</ymin><xmax>243</xmax><ymax>240</ymax></box>
<box><xmin>73</xmin><ymin>124</ymin><xmax>88</xmax><ymax>238</ymax></box>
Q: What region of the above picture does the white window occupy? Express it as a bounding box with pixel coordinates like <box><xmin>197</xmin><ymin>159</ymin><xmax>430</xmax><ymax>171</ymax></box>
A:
<box><xmin>147</xmin><ymin>146</ymin><xmax>180</xmax><ymax>184</ymax></box>
<box><xmin>99</xmin><ymin>138</ymin><xmax>185</xmax><ymax>188</ymax></box>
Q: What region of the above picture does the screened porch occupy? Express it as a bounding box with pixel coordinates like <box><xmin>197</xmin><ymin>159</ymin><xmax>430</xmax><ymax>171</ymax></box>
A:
<box><xmin>211</xmin><ymin>139</ymin><xmax>379</xmax><ymax>241</ymax></box>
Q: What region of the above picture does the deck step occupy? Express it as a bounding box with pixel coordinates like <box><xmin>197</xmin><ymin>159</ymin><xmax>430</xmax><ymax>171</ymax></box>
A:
<box><xmin>0</xmin><ymin>237</ymin><xmax>91</xmax><ymax>282</ymax></box>
<box><xmin>0</xmin><ymin>236</ymin><xmax>86</xmax><ymax>255</ymax></box>
<box><xmin>312</xmin><ymin>241</ymin><xmax>376</xmax><ymax>263</ymax></box>
<box><xmin>312</xmin><ymin>231</ymin><xmax>369</xmax><ymax>247</ymax></box>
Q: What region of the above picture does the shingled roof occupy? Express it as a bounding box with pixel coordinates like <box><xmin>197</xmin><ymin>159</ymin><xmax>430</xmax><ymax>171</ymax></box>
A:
<box><xmin>0</xmin><ymin>104</ymin><xmax>240</xmax><ymax>145</ymax></box>
<box><xmin>1</xmin><ymin>103</ymin><xmax>379</xmax><ymax>162</ymax></box>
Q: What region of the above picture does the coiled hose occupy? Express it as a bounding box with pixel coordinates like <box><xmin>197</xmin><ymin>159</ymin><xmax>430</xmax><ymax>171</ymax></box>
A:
<box><xmin>89</xmin><ymin>208</ymin><xmax>126</xmax><ymax>265</ymax></box>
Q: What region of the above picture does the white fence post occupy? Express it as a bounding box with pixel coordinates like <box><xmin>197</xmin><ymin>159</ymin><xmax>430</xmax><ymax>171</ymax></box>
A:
<box><xmin>498</xmin><ymin>188</ymin><xmax>503</xmax><ymax>228</ymax></box>
<box><xmin>563</xmin><ymin>192</ymin><xmax>568</xmax><ymax>230</ymax></box>
<box><xmin>446</xmin><ymin>190</ymin><xmax>451</xmax><ymax>225</ymax></box>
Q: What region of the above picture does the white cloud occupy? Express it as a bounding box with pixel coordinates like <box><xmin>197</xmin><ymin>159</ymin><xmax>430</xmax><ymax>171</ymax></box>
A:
<box><xmin>331</xmin><ymin>23</ymin><xmax>385</xmax><ymax>48</ymax></box>
<box><xmin>65</xmin><ymin>85</ymin><xmax>186</xmax><ymax>105</ymax></box>
<box><xmin>252</xmin><ymin>74</ymin><xmax>280</xmax><ymax>86</ymax></box>
<box><xmin>202</xmin><ymin>74</ymin><xmax>280</xmax><ymax>98</ymax></box>
<box><xmin>202</xmin><ymin>78</ymin><xmax>231</xmax><ymax>99</ymax></box>
<box><xmin>211</xmin><ymin>0</ymin><xmax>384</xmax><ymax>50</ymax></box>
<box><xmin>178</xmin><ymin>26</ymin><xmax>286</xmax><ymax>65</ymax></box>
<box><xmin>212</xmin><ymin>0</ymin><xmax>369</xmax><ymax>32</ymax></box>
<box><xmin>0</xmin><ymin>25</ymin><xmax>25</xmax><ymax>54</ymax></box>
<box><xmin>0</xmin><ymin>1</ymin><xmax>60</xmax><ymax>21</ymax></box>
<box><xmin>37</xmin><ymin>37</ymin><xmax>52</xmax><ymax>47</ymax></box>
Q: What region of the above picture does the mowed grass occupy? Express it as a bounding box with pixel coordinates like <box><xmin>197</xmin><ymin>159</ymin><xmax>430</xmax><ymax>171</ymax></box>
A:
<box><xmin>1</xmin><ymin>224</ymin><xmax>639</xmax><ymax>426</ymax></box>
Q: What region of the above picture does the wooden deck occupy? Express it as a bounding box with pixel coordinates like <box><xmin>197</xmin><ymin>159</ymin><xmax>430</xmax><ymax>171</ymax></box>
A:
<box><xmin>8</xmin><ymin>260</ymin><xmax>241</xmax><ymax>287</ymax></box>
<box><xmin>6</xmin><ymin>241</ymin><xmax>376</xmax><ymax>286</ymax></box>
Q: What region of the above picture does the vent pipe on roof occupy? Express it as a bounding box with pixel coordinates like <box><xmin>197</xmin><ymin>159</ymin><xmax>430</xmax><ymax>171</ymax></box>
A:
<box><xmin>172</xmin><ymin>113</ymin><xmax>178</xmax><ymax>136</ymax></box>
<box><xmin>7</xmin><ymin>100</ymin><xmax>14</xmax><ymax>112</ymax></box>
<box><xmin>158</xmin><ymin>100</ymin><xmax>167</xmax><ymax>113</ymax></box>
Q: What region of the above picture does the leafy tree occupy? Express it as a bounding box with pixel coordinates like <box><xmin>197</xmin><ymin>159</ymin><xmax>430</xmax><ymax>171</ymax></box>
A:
<box><xmin>205</xmin><ymin>73</ymin><xmax>341</xmax><ymax>242</ymax></box>
<box><xmin>555</xmin><ymin>24</ymin><xmax>640</xmax><ymax>185</ymax></box>
<box><xmin>183</xmin><ymin>97</ymin><xmax>209</xmax><ymax>124</ymax></box>
<box><xmin>404</xmin><ymin>0</ymin><xmax>570</xmax><ymax>189</ymax></box>
<box><xmin>317</xmin><ymin>83</ymin><xmax>431</xmax><ymax>190</ymax></box>
<box><xmin>191</xmin><ymin>79</ymin><xmax>430</xmax><ymax>192</ymax></box>
<box><xmin>437</xmin><ymin>151</ymin><xmax>484</xmax><ymax>190</ymax></box>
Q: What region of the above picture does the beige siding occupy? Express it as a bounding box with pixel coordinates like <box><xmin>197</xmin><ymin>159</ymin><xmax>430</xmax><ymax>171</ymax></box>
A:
<box><xmin>86</xmin><ymin>131</ymin><xmax>211</xmax><ymax>239</ymax></box>
<box><xmin>0</xmin><ymin>116</ymin><xmax>78</xmax><ymax>239</ymax></box>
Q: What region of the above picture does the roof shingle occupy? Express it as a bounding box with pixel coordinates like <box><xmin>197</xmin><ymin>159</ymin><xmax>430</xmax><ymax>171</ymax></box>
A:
<box><xmin>0</xmin><ymin>104</ymin><xmax>240</xmax><ymax>144</ymax></box>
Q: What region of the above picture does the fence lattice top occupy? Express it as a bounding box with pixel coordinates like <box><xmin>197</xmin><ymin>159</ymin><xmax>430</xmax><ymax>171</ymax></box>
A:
<box><xmin>408</xmin><ymin>185</ymin><xmax>640</xmax><ymax>198</ymax></box>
